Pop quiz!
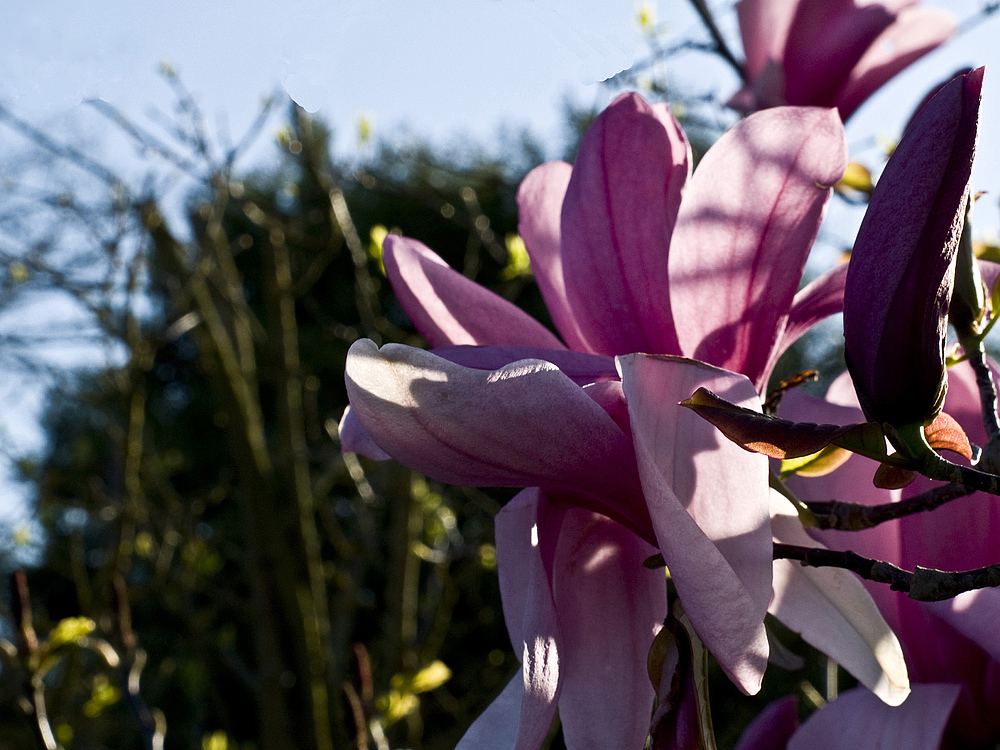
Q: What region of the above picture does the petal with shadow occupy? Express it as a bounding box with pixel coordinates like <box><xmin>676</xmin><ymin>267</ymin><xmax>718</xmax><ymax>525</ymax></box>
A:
<box><xmin>550</xmin><ymin>505</ymin><xmax>666</xmax><ymax>750</ymax></box>
<box><xmin>383</xmin><ymin>234</ymin><xmax>565</xmax><ymax>349</ymax></box>
<box><xmin>345</xmin><ymin>339</ymin><xmax>651</xmax><ymax>540</ymax></box>
<box><xmin>560</xmin><ymin>93</ymin><xmax>690</xmax><ymax>356</ymax></box>
<box><xmin>787</xmin><ymin>684</ymin><xmax>960</xmax><ymax>750</ymax></box>
<box><xmin>619</xmin><ymin>353</ymin><xmax>770</xmax><ymax>694</ymax></box>
<box><xmin>670</xmin><ymin>106</ymin><xmax>846</xmax><ymax>389</ymax></box>
<box><xmin>494</xmin><ymin>490</ymin><xmax>562</xmax><ymax>750</ymax></box>
<box><xmin>770</xmin><ymin>491</ymin><xmax>909</xmax><ymax>706</ymax></box>
<box><xmin>517</xmin><ymin>162</ymin><xmax>592</xmax><ymax>352</ymax></box>
<box><xmin>338</xmin><ymin>406</ymin><xmax>391</xmax><ymax>460</ymax></box>
<box><xmin>836</xmin><ymin>8</ymin><xmax>956</xmax><ymax>121</ymax></box>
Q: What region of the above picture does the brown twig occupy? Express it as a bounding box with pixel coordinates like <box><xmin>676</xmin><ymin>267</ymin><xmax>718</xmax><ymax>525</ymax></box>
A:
<box><xmin>687</xmin><ymin>0</ymin><xmax>746</xmax><ymax>80</ymax></box>
<box><xmin>804</xmin><ymin>482</ymin><xmax>976</xmax><ymax>531</ymax></box>
<box><xmin>773</xmin><ymin>543</ymin><xmax>1000</xmax><ymax>601</ymax></box>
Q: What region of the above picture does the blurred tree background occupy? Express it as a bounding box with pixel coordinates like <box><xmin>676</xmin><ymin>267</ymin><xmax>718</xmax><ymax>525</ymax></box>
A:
<box><xmin>0</xmin><ymin>67</ymin><xmax>600</xmax><ymax>750</ymax></box>
<box><xmin>0</xmin><ymin>44</ymin><xmax>840</xmax><ymax>748</ymax></box>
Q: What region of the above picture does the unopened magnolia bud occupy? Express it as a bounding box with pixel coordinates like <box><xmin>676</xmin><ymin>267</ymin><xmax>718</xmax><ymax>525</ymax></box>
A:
<box><xmin>844</xmin><ymin>68</ymin><xmax>983</xmax><ymax>427</ymax></box>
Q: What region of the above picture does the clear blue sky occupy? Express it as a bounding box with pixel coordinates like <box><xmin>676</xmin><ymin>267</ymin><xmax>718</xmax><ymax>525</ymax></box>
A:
<box><xmin>0</xmin><ymin>0</ymin><xmax>998</xmax><ymax>530</ymax></box>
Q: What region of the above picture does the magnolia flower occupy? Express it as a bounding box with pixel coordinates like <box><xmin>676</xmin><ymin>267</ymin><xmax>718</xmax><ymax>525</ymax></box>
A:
<box><xmin>729</xmin><ymin>0</ymin><xmax>956</xmax><ymax>120</ymax></box>
<box><xmin>844</xmin><ymin>68</ymin><xmax>982</xmax><ymax>428</ymax></box>
<box><xmin>343</xmin><ymin>93</ymin><xmax>876</xmax><ymax>746</ymax></box>
<box><xmin>739</xmin><ymin>360</ymin><xmax>1000</xmax><ymax>749</ymax></box>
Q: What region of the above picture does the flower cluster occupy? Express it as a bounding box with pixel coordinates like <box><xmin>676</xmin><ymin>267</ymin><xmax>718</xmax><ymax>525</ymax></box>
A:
<box><xmin>341</xmin><ymin>4</ymin><xmax>995</xmax><ymax>748</ymax></box>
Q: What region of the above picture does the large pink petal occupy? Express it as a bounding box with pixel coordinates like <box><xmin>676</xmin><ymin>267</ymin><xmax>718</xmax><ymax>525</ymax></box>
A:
<box><xmin>669</xmin><ymin>106</ymin><xmax>846</xmax><ymax>390</ymax></box>
<box><xmin>835</xmin><ymin>8</ymin><xmax>957</xmax><ymax>121</ymax></box>
<box><xmin>618</xmin><ymin>353</ymin><xmax>770</xmax><ymax>694</ymax></box>
<box><xmin>550</xmin><ymin>505</ymin><xmax>665</xmax><ymax>750</ymax></box>
<box><xmin>735</xmin><ymin>0</ymin><xmax>799</xmax><ymax>78</ymax></box>
<box><xmin>517</xmin><ymin>162</ymin><xmax>592</xmax><ymax>352</ymax></box>
<box><xmin>494</xmin><ymin>490</ymin><xmax>562</xmax><ymax>750</ymax></box>
<box><xmin>733</xmin><ymin>696</ymin><xmax>798</xmax><ymax>750</ymax></box>
<box><xmin>764</xmin><ymin>264</ymin><xmax>849</xmax><ymax>384</ymax></box>
<box><xmin>382</xmin><ymin>234</ymin><xmax>566</xmax><ymax>349</ymax></box>
<box><xmin>786</xmin><ymin>684</ymin><xmax>960</xmax><ymax>750</ymax></box>
<box><xmin>782</xmin><ymin>1</ymin><xmax>894</xmax><ymax>108</ymax></box>
<box><xmin>560</xmin><ymin>93</ymin><xmax>690</xmax><ymax>356</ymax></box>
<box><xmin>454</xmin><ymin>673</ymin><xmax>525</xmax><ymax>750</ymax></box>
<box><xmin>770</xmin><ymin>492</ymin><xmax>909</xmax><ymax>706</ymax></box>
<box><xmin>432</xmin><ymin>345</ymin><xmax>617</xmax><ymax>385</ymax></box>
<box><xmin>344</xmin><ymin>340</ymin><xmax>652</xmax><ymax>540</ymax></box>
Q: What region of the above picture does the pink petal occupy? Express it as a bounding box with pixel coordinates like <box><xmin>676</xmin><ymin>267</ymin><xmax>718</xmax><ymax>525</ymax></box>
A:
<box><xmin>782</xmin><ymin>1</ymin><xmax>894</xmax><ymax>108</ymax></box>
<box><xmin>454</xmin><ymin>673</ymin><xmax>526</xmax><ymax>750</ymax></box>
<box><xmin>836</xmin><ymin>8</ymin><xmax>957</xmax><ymax>121</ymax></box>
<box><xmin>345</xmin><ymin>339</ymin><xmax>652</xmax><ymax>540</ymax></box>
<box><xmin>669</xmin><ymin>106</ymin><xmax>846</xmax><ymax>390</ymax></box>
<box><xmin>550</xmin><ymin>505</ymin><xmax>666</xmax><ymax>750</ymax></box>
<box><xmin>432</xmin><ymin>345</ymin><xmax>617</xmax><ymax>385</ymax></box>
<box><xmin>582</xmin><ymin>380</ymin><xmax>631</xmax><ymax>435</ymax></box>
<box><xmin>786</xmin><ymin>684</ymin><xmax>960</xmax><ymax>750</ymax></box>
<box><xmin>517</xmin><ymin>162</ymin><xmax>593</xmax><ymax>352</ymax></box>
<box><xmin>980</xmin><ymin>259</ymin><xmax>1000</xmax><ymax>294</ymax></box>
<box><xmin>733</xmin><ymin>696</ymin><xmax>799</xmax><ymax>750</ymax></box>
<box><xmin>736</xmin><ymin>0</ymin><xmax>799</xmax><ymax>78</ymax></box>
<box><xmin>337</xmin><ymin>406</ymin><xmax>391</xmax><ymax>460</ymax></box>
<box><xmin>770</xmin><ymin>492</ymin><xmax>909</xmax><ymax>706</ymax></box>
<box><xmin>768</xmin><ymin>264</ymin><xmax>849</xmax><ymax>372</ymax></box>
<box><xmin>924</xmin><ymin>589</ymin><xmax>1000</xmax><ymax>665</ymax></box>
<box><xmin>382</xmin><ymin>234</ymin><xmax>566</xmax><ymax>349</ymax></box>
<box><xmin>560</xmin><ymin>93</ymin><xmax>690</xmax><ymax>356</ymax></box>
<box><xmin>618</xmin><ymin>353</ymin><xmax>771</xmax><ymax>694</ymax></box>
<box><xmin>494</xmin><ymin>490</ymin><xmax>562</xmax><ymax>750</ymax></box>
<box><xmin>778</xmin><ymin>387</ymin><xmax>904</xmax><ymax>630</ymax></box>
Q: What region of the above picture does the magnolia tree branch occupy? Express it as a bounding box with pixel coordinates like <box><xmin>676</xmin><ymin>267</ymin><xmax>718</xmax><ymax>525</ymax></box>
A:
<box><xmin>967</xmin><ymin>344</ymin><xmax>1000</xmax><ymax>445</ymax></box>
<box><xmin>687</xmin><ymin>0</ymin><xmax>746</xmax><ymax>79</ymax></box>
<box><xmin>773</xmin><ymin>543</ymin><xmax>1000</xmax><ymax>601</ymax></box>
<box><xmin>804</xmin><ymin>482</ymin><xmax>976</xmax><ymax>531</ymax></box>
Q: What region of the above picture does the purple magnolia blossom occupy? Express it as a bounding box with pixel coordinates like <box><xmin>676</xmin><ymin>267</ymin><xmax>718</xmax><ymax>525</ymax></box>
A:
<box><xmin>844</xmin><ymin>68</ymin><xmax>982</xmax><ymax>428</ymax></box>
<box><xmin>745</xmin><ymin>360</ymin><xmax>1000</xmax><ymax>749</ymax></box>
<box><xmin>343</xmin><ymin>92</ymin><xmax>855</xmax><ymax>746</ymax></box>
<box><xmin>729</xmin><ymin>0</ymin><xmax>956</xmax><ymax>120</ymax></box>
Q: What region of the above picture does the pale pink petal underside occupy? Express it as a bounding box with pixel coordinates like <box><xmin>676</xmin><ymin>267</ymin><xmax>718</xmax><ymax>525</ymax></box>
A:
<box><xmin>552</xmin><ymin>507</ymin><xmax>665</xmax><ymax>750</ymax></box>
<box><xmin>494</xmin><ymin>490</ymin><xmax>562</xmax><ymax>750</ymax></box>
<box><xmin>787</xmin><ymin>684</ymin><xmax>960</xmax><ymax>750</ymax></box>
<box><xmin>770</xmin><ymin>491</ymin><xmax>909</xmax><ymax>706</ymax></box>
<box><xmin>517</xmin><ymin>162</ymin><xmax>592</xmax><ymax>352</ymax></box>
<box><xmin>455</xmin><ymin>673</ymin><xmax>525</xmax><ymax>750</ymax></box>
<box><xmin>618</xmin><ymin>353</ymin><xmax>770</xmax><ymax>694</ymax></box>
<box><xmin>337</xmin><ymin>405</ymin><xmax>391</xmax><ymax>460</ymax></box>
<box><xmin>670</xmin><ymin>106</ymin><xmax>846</xmax><ymax>390</ymax></box>
<box><xmin>382</xmin><ymin>234</ymin><xmax>565</xmax><ymax>349</ymax></box>
<box><xmin>345</xmin><ymin>340</ymin><xmax>652</xmax><ymax>539</ymax></box>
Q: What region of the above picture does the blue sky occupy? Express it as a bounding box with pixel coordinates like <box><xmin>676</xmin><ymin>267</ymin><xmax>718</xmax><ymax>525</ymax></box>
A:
<box><xmin>1</xmin><ymin>0</ymin><xmax>998</xmax><ymax>529</ymax></box>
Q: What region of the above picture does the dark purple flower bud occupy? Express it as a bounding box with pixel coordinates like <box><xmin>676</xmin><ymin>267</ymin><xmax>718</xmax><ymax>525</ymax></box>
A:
<box><xmin>844</xmin><ymin>68</ymin><xmax>983</xmax><ymax>427</ymax></box>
